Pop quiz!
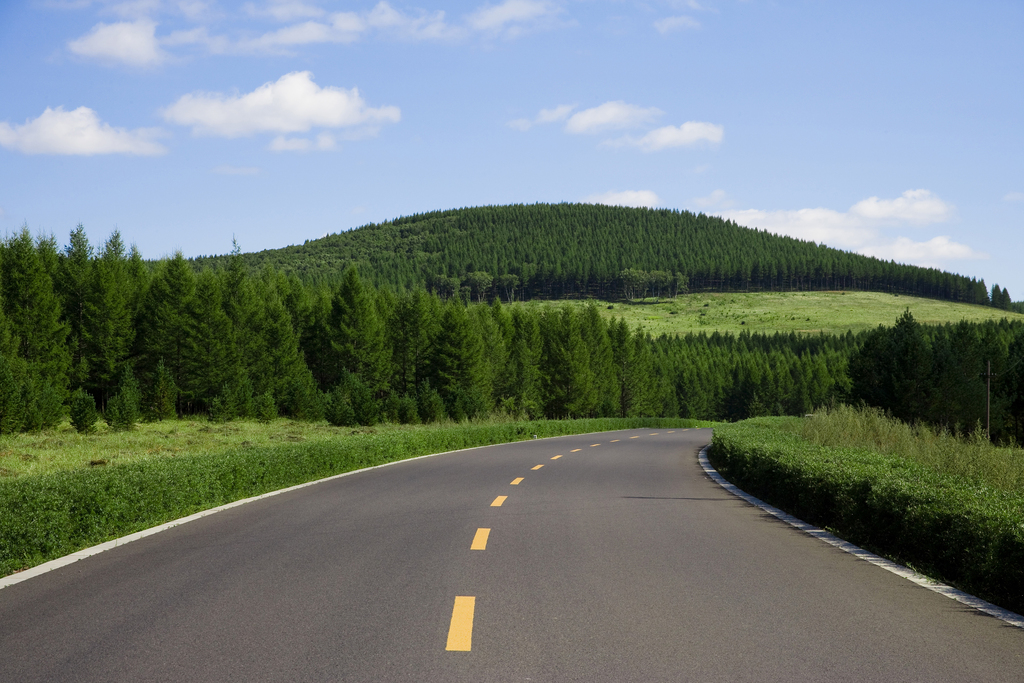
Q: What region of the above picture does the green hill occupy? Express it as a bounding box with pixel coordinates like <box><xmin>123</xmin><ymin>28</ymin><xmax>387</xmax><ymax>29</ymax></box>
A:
<box><xmin>191</xmin><ymin>203</ymin><xmax>997</xmax><ymax>305</ymax></box>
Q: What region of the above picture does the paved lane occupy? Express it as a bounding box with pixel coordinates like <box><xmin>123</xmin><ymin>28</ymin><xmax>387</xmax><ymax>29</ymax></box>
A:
<box><xmin>1</xmin><ymin>429</ymin><xmax>1021</xmax><ymax>681</ymax></box>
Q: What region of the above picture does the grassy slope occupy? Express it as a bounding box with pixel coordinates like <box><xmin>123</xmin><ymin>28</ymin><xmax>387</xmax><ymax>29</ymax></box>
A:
<box><xmin>522</xmin><ymin>291</ymin><xmax>1024</xmax><ymax>336</ymax></box>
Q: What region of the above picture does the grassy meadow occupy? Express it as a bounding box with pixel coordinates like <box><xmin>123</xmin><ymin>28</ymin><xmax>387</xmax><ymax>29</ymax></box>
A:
<box><xmin>523</xmin><ymin>291</ymin><xmax>1023</xmax><ymax>336</ymax></box>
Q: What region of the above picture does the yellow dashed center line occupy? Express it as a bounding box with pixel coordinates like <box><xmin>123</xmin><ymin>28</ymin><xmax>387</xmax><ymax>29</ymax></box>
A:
<box><xmin>571</xmin><ymin>448</ymin><xmax>582</xmax><ymax>452</ymax></box>
<box><xmin>510</xmin><ymin>477</ymin><xmax>524</xmax><ymax>485</ymax></box>
<box><xmin>551</xmin><ymin>455</ymin><xmax>562</xmax><ymax>460</ymax></box>
<box><xmin>491</xmin><ymin>496</ymin><xmax>507</xmax><ymax>507</ymax></box>
<box><xmin>590</xmin><ymin>443</ymin><xmax>600</xmax><ymax>447</ymax></box>
<box><xmin>630</xmin><ymin>436</ymin><xmax>640</xmax><ymax>439</ymax></box>
<box><xmin>471</xmin><ymin>528</ymin><xmax>490</xmax><ymax>550</ymax></box>
<box><xmin>667</xmin><ymin>431</ymin><xmax>675</xmax><ymax>433</ymax></box>
<box><xmin>610</xmin><ymin>439</ymin><xmax>620</xmax><ymax>443</ymax></box>
<box><xmin>531</xmin><ymin>464</ymin><xmax>544</xmax><ymax>470</ymax></box>
<box><xmin>649</xmin><ymin>433</ymin><xmax>659</xmax><ymax>435</ymax></box>
<box><xmin>446</xmin><ymin>596</ymin><xmax>475</xmax><ymax>651</ymax></box>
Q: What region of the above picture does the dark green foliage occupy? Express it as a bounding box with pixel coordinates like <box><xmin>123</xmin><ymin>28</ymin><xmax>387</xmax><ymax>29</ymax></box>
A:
<box><xmin>0</xmin><ymin>355</ymin><xmax>24</xmax><ymax>435</ymax></box>
<box><xmin>106</xmin><ymin>367</ymin><xmax>142</xmax><ymax>431</ymax></box>
<box><xmin>254</xmin><ymin>390</ymin><xmax>277</xmax><ymax>423</ymax></box>
<box><xmin>135</xmin><ymin>252</ymin><xmax>195</xmax><ymax>410</ymax></box>
<box><xmin>22</xmin><ymin>378</ymin><xmax>64</xmax><ymax>432</ymax></box>
<box><xmin>0</xmin><ymin>417</ymin><xmax>707</xmax><ymax>579</ymax></box>
<box><xmin>147</xmin><ymin>360</ymin><xmax>178</xmax><ymax>421</ymax></box>
<box><xmin>1</xmin><ymin>228</ymin><xmax>71</xmax><ymax>393</ymax></box>
<box><xmin>69</xmin><ymin>388</ymin><xmax>98</xmax><ymax>434</ymax></box>
<box><xmin>325</xmin><ymin>384</ymin><xmax>357</xmax><ymax>427</ymax></box>
<box><xmin>417</xmin><ymin>381</ymin><xmax>446</xmax><ymax>423</ymax></box>
<box><xmin>711</xmin><ymin>418</ymin><xmax>1024</xmax><ymax>614</ymax></box>
<box><xmin>190</xmin><ymin>204</ymin><xmax>996</xmax><ymax>305</ymax></box>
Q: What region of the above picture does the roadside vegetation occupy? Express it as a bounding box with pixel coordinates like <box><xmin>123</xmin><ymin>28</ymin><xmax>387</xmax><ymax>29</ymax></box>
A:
<box><xmin>710</xmin><ymin>408</ymin><xmax>1024</xmax><ymax>615</ymax></box>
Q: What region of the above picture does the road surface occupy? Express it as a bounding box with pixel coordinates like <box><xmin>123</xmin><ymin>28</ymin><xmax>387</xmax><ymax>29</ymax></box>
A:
<box><xmin>1</xmin><ymin>428</ymin><xmax>1021</xmax><ymax>681</ymax></box>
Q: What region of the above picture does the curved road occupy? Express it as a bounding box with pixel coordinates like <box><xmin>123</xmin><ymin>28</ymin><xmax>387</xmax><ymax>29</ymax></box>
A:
<box><xmin>1</xmin><ymin>429</ymin><xmax>1021</xmax><ymax>681</ymax></box>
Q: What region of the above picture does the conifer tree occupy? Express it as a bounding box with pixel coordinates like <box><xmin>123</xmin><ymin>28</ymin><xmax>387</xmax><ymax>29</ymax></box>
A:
<box><xmin>148</xmin><ymin>359</ymin><xmax>178</xmax><ymax>421</ymax></box>
<box><xmin>107</xmin><ymin>366</ymin><xmax>142</xmax><ymax>431</ymax></box>
<box><xmin>135</xmin><ymin>252</ymin><xmax>195</xmax><ymax>410</ymax></box>
<box><xmin>183</xmin><ymin>269</ymin><xmax>239</xmax><ymax>408</ymax></box>
<box><xmin>330</xmin><ymin>267</ymin><xmax>389</xmax><ymax>394</ymax></box>
<box><xmin>0</xmin><ymin>228</ymin><xmax>71</xmax><ymax>393</ymax></box>
<box><xmin>0</xmin><ymin>355</ymin><xmax>24</xmax><ymax>434</ymax></box>
<box><xmin>70</xmin><ymin>387</ymin><xmax>98</xmax><ymax>433</ymax></box>
<box><xmin>86</xmin><ymin>231</ymin><xmax>135</xmax><ymax>406</ymax></box>
<box><xmin>57</xmin><ymin>224</ymin><xmax>93</xmax><ymax>388</ymax></box>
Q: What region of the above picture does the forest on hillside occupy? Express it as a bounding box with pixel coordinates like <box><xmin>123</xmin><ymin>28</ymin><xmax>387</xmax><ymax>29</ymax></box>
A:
<box><xmin>3</xmin><ymin>225</ymin><xmax>1024</xmax><ymax>446</ymax></box>
<box><xmin>190</xmin><ymin>204</ymin><xmax>1011</xmax><ymax>307</ymax></box>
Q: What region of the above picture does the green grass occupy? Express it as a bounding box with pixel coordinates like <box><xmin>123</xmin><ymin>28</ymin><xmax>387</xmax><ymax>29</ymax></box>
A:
<box><xmin>711</xmin><ymin>416</ymin><xmax>1024</xmax><ymax>614</ymax></box>
<box><xmin>0</xmin><ymin>416</ymin><xmax>713</xmax><ymax>578</ymax></box>
<box><xmin>521</xmin><ymin>291</ymin><xmax>1024</xmax><ymax>336</ymax></box>
<box><xmin>794</xmin><ymin>403</ymin><xmax>1024</xmax><ymax>494</ymax></box>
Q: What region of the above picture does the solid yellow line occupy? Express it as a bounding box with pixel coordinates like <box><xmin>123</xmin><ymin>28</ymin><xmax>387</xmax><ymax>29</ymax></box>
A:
<box><xmin>446</xmin><ymin>596</ymin><xmax>475</xmax><ymax>651</ymax></box>
<box><xmin>610</xmin><ymin>439</ymin><xmax>620</xmax><ymax>442</ymax></box>
<box><xmin>551</xmin><ymin>455</ymin><xmax>562</xmax><ymax>460</ymax></box>
<box><xmin>571</xmin><ymin>448</ymin><xmax>581</xmax><ymax>452</ymax></box>
<box><xmin>510</xmin><ymin>477</ymin><xmax>524</xmax><ymax>485</ymax></box>
<box><xmin>491</xmin><ymin>496</ymin><xmax>507</xmax><ymax>507</ymax></box>
<box><xmin>471</xmin><ymin>528</ymin><xmax>490</xmax><ymax>550</ymax></box>
<box><xmin>531</xmin><ymin>464</ymin><xmax>544</xmax><ymax>470</ymax></box>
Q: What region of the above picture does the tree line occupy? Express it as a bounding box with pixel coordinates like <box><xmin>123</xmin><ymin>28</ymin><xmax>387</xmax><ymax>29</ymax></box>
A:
<box><xmin>190</xmin><ymin>203</ymin><xmax>1006</xmax><ymax>306</ymax></box>
<box><xmin>2</xmin><ymin>225</ymin><xmax>1021</xmax><ymax>440</ymax></box>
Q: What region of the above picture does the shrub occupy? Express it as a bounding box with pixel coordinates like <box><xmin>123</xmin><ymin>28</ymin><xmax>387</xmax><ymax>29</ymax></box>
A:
<box><xmin>254</xmin><ymin>390</ymin><xmax>276</xmax><ymax>424</ymax></box>
<box><xmin>107</xmin><ymin>368</ymin><xmax>142</xmax><ymax>431</ymax></box>
<box><xmin>70</xmin><ymin>388</ymin><xmax>98</xmax><ymax>434</ymax></box>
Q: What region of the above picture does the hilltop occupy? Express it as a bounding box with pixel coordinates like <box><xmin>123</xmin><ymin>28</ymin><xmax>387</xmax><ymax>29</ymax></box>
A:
<box><xmin>190</xmin><ymin>203</ymin><xmax>999</xmax><ymax>305</ymax></box>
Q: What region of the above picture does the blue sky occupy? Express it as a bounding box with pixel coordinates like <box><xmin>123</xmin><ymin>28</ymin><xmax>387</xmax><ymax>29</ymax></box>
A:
<box><xmin>1</xmin><ymin>1</ymin><xmax>1022</xmax><ymax>297</ymax></box>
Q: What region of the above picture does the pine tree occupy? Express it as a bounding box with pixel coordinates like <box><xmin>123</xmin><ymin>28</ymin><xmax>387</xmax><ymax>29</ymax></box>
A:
<box><xmin>57</xmin><ymin>224</ymin><xmax>93</xmax><ymax>388</ymax></box>
<box><xmin>135</xmin><ymin>253</ymin><xmax>196</xmax><ymax>411</ymax></box>
<box><xmin>107</xmin><ymin>366</ymin><xmax>142</xmax><ymax>431</ymax></box>
<box><xmin>1</xmin><ymin>228</ymin><xmax>71</xmax><ymax>395</ymax></box>
<box><xmin>330</xmin><ymin>267</ymin><xmax>389</xmax><ymax>394</ymax></box>
<box><xmin>85</xmin><ymin>231</ymin><xmax>135</xmax><ymax>407</ymax></box>
<box><xmin>183</xmin><ymin>269</ymin><xmax>239</xmax><ymax>408</ymax></box>
<box><xmin>148</xmin><ymin>359</ymin><xmax>178</xmax><ymax>421</ymax></box>
<box><xmin>0</xmin><ymin>355</ymin><xmax>24</xmax><ymax>434</ymax></box>
<box><xmin>70</xmin><ymin>387</ymin><xmax>98</xmax><ymax>433</ymax></box>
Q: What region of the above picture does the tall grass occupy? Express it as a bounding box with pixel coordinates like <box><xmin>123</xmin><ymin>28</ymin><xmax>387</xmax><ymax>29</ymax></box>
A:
<box><xmin>792</xmin><ymin>404</ymin><xmax>1024</xmax><ymax>493</ymax></box>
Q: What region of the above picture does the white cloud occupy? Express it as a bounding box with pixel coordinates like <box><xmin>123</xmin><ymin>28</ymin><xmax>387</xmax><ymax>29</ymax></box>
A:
<box><xmin>721</xmin><ymin>190</ymin><xmax>984</xmax><ymax>269</ymax></box>
<box><xmin>607</xmin><ymin>121</ymin><xmax>723</xmax><ymax>151</ymax></box>
<box><xmin>161</xmin><ymin>71</ymin><xmax>400</xmax><ymax>138</ymax></box>
<box><xmin>508</xmin><ymin>103</ymin><xmax>575</xmax><ymax>130</ymax></box>
<box><xmin>692</xmin><ymin>189</ymin><xmax>729</xmax><ymax>209</ymax></box>
<box><xmin>583</xmin><ymin>190</ymin><xmax>660</xmax><ymax>208</ymax></box>
<box><xmin>565</xmin><ymin>101</ymin><xmax>662</xmax><ymax>134</ymax></box>
<box><xmin>1004</xmin><ymin>191</ymin><xmax>1024</xmax><ymax>202</ymax></box>
<box><xmin>268</xmin><ymin>132</ymin><xmax>337</xmax><ymax>151</ymax></box>
<box><xmin>0</xmin><ymin>106</ymin><xmax>166</xmax><ymax>156</ymax></box>
<box><xmin>212</xmin><ymin>164</ymin><xmax>260</xmax><ymax>175</ymax></box>
<box><xmin>236</xmin><ymin>1</ymin><xmax>459</xmax><ymax>51</ymax></box>
<box><xmin>848</xmin><ymin>189</ymin><xmax>954</xmax><ymax>224</ymax></box>
<box><xmin>654</xmin><ymin>15</ymin><xmax>700</xmax><ymax>34</ymax></box>
<box><xmin>467</xmin><ymin>0</ymin><xmax>560</xmax><ymax>36</ymax></box>
<box><xmin>245</xmin><ymin>0</ymin><xmax>326</xmax><ymax>21</ymax></box>
<box><xmin>68</xmin><ymin>19</ymin><xmax>168</xmax><ymax>66</ymax></box>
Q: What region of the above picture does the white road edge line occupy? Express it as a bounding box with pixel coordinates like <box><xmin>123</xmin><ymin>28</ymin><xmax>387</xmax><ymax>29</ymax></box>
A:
<box><xmin>698</xmin><ymin>444</ymin><xmax>1024</xmax><ymax>630</ymax></box>
<box><xmin>0</xmin><ymin>427</ymin><xmax>677</xmax><ymax>591</ymax></box>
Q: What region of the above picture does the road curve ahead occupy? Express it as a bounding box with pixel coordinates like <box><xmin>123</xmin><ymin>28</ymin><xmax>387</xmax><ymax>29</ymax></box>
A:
<box><xmin>1</xmin><ymin>429</ymin><xmax>1021</xmax><ymax>682</ymax></box>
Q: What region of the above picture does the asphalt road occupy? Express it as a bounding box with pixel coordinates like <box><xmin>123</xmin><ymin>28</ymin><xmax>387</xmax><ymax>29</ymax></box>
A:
<box><xmin>1</xmin><ymin>428</ymin><xmax>1021</xmax><ymax>682</ymax></box>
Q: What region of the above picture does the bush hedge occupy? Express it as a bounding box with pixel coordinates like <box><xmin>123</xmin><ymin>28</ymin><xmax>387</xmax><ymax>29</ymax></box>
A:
<box><xmin>710</xmin><ymin>418</ymin><xmax>1024</xmax><ymax>615</ymax></box>
<box><xmin>0</xmin><ymin>417</ymin><xmax>707</xmax><ymax>578</ymax></box>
